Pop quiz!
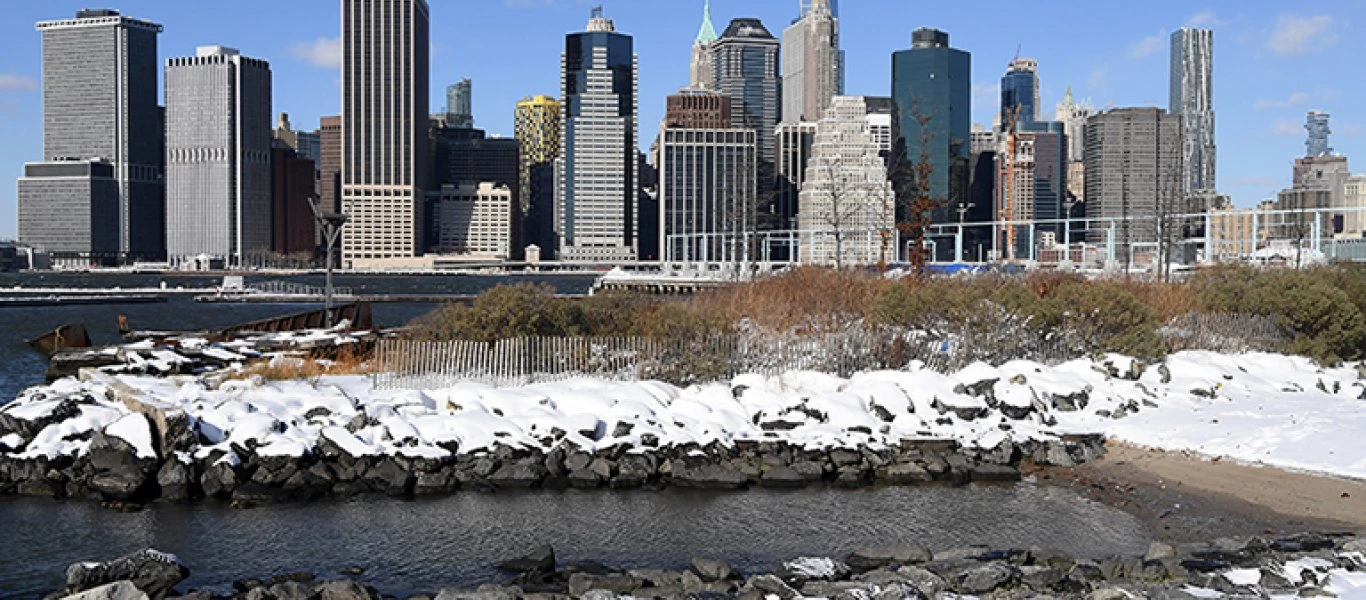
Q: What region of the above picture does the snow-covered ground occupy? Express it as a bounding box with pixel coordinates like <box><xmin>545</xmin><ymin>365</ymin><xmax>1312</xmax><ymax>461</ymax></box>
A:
<box><xmin>2</xmin><ymin>351</ymin><xmax>1361</xmax><ymax>481</ymax></box>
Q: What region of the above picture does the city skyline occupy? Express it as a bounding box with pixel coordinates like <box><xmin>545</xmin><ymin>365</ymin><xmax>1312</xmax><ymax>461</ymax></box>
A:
<box><xmin>1</xmin><ymin>1</ymin><xmax>1364</xmax><ymax>240</ymax></box>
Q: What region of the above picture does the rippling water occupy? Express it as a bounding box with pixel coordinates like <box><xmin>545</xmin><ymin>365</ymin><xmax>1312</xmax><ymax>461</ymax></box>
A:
<box><xmin>0</xmin><ymin>484</ymin><xmax>1150</xmax><ymax>597</ymax></box>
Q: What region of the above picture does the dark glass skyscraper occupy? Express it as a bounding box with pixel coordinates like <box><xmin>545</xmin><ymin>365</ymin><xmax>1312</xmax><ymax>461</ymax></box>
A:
<box><xmin>1000</xmin><ymin>58</ymin><xmax>1039</xmax><ymax>126</ymax></box>
<box><xmin>710</xmin><ymin>18</ymin><xmax>781</xmax><ymax>229</ymax></box>
<box><xmin>891</xmin><ymin>28</ymin><xmax>971</xmax><ymax>226</ymax></box>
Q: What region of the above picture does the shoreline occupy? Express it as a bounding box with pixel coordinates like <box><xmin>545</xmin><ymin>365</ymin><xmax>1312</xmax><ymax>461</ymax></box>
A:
<box><xmin>1039</xmin><ymin>441</ymin><xmax>1366</xmax><ymax>544</ymax></box>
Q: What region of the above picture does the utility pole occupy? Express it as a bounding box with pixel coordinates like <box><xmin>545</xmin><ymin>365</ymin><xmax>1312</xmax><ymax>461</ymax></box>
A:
<box><xmin>308</xmin><ymin>197</ymin><xmax>349</xmax><ymax>327</ymax></box>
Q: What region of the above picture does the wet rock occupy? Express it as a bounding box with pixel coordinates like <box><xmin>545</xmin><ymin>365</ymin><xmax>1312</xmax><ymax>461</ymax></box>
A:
<box><xmin>759</xmin><ymin>465</ymin><xmax>807</xmax><ymax>489</ymax></box>
<box><xmin>155</xmin><ymin>459</ymin><xmax>193</xmax><ymax>501</ymax></box>
<box><xmin>566</xmin><ymin>573</ymin><xmax>644</xmax><ymax>597</ymax></box>
<box><xmin>1019</xmin><ymin>565</ymin><xmax>1065</xmax><ymax>591</ymax></box>
<box><xmin>314</xmin><ymin>580</ymin><xmax>379</xmax><ymax>600</ymax></box>
<box><xmin>361</xmin><ymin>457</ymin><xmax>414</xmax><ymax>496</ymax></box>
<box><xmin>847</xmin><ymin>546</ymin><xmax>933</xmax><ymax>571</ymax></box>
<box><xmin>266</xmin><ymin>581</ymin><xmax>315</xmax><ymax>600</ymax></box>
<box><xmin>969</xmin><ymin>463</ymin><xmax>1020</xmax><ymax>482</ymax></box>
<box><xmin>500</xmin><ymin>545</ymin><xmax>556</xmax><ymax>574</ymax></box>
<box><xmin>610</xmin><ymin>454</ymin><xmax>654</xmax><ymax>488</ymax></box>
<box><xmin>893</xmin><ymin>566</ymin><xmax>947</xmax><ymax>597</ymax></box>
<box><xmin>745</xmin><ymin>574</ymin><xmax>799</xmax><ymax>600</ymax></box>
<box><xmin>1144</xmin><ymin>542</ymin><xmax>1175</xmax><ymax>562</ymax></box>
<box><xmin>789</xmin><ymin>461</ymin><xmax>825</xmax><ymax>481</ymax></box>
<box><xmin>877</xmin><ymin>462</ymin><xmax>932</xmax><ymax>485</ymax></box>
<box><xmin>670</xmin><ymin>463</ymin><xmax>747</xmax><ymax>490</ymax></box>
<box><xmin>200</xmin><ymin>460</ymin><xmax>238</xmax><ymax>498</ymax></box>
<box><xmin>778</xmin><ymin>557</ymin><xmax>851</xmax><ymax>584</ymax></box>
<box><xmin>691</xmin><ymin>558</ymin><xmax>734</xmax><ymax>582</ymax></box>
<box><xmin>955</xmin><ymin>563</ymin><xmax>1018</xmax><ymax>594</ymax></box>
<box><xmin>87</xmin><ymin>427</ymin><xmax>158</xmax><ymax>501</ymax></box>
<box><xmin>488</xmin><ymin>461</ymin><xmax>547</xmax><ymax>488</ymax></box>
<box><xmin>435</xmin><ymin>585</ymin><xmax>521</xmax><ymax>600</ymax></box>
<box><xmin>63</xmin><ymin>549</ymin><xmax>189</xmax><ymax>600</ymax></box>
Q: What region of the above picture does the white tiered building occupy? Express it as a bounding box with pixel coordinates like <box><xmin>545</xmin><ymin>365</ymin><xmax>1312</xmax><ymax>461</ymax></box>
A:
<box><xmin>797</xmin><ymin>96</ymin><xmax>895</xmax><ymax>267</ymax></box>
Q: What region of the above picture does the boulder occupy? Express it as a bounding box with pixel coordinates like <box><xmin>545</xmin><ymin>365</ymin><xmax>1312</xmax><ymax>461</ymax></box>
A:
<box><xmin>87</xmin><ymin>428</ymin><xmax>158</xmax><ymax>501</ymax></box>
<box><xmin>499</xmin><ymin>545</ymin><xmax>556</xmax><ymax>574</ymax></box>
<box><xmin>877</xmin><ymin>462</ymin><xmax>933</xmax><ymax>485</ymax></box>
<box><xmin>789</xmin><ymin>461</ymin><xmax>825</xmax><ymax>481</ymax></box>
<box><xmin>315</xmin><ymin>580</ymin><xmax>379</xmax><ymax>600</ymax></box>
<box><xmin>745</xmin><ymin>574</ymin><xmax>799</xmax><ymax>600</ymax></box>
<box><xmin>670</xmin><ymin>463</ymin><xmax>748</xmax><ymax>490</ymax></box>
<box><xmin>63</xmin><ymin>549</ymin><xmax>189</xmax><ymax>600</ymax></box>
<box><xmin>955</xmin><ymin>563</ymin><xmax>1018</xmax><ymax>594</ymax></box>
<box><xmin>690</xmin><ymin>558</ymin><xmax>734</xmax><ymax>582</ymax></box>
<box><xmin>847</xmin><ymin>546</ymin><xmax>933</xmax><ymax>571</ymax></box>
<box><xmin>200</xmin><ymin>459</ymin><xmax>239</xmax><ymax>498</ymax></box>
<box><xmin>610</xmin><ymin>454</ymin><xmax>655</xmax><ymax>489</ymax></box>
<box><xmin>361</xmin><ymin>457</ymin><xmax>414</xmax><ymax>496</ymax></box>
<box><xmin>434</xmin><ymin>585</ymin><xmax>521</xmax><ymax>600</ymax></box>
<box><xmin>894</xmin><ymin>566</ymin><xmax>947</xmax><ymax>597</ymax></box>
<box><xmin>566</xmin><ymin>573</ymin><xmax>644</xmax><ymax>597</ymax></box>
<box><xmin>266</xmin><ymin>581</ymin><xmax>315</xmax><ymax>600</ymax></box>
<box><xmin>778</xmin><ymin>557</ymin><xmax>851</xmax><ymax>584</ymax></box>
<box><xmin>155</xmin><ymin>459</ymin><xmax>193</xmax><ymax>501</ymax></box>
<box><xmin>758</xmin><ymin>465</ymin><xmax>807</xmax><ymax>489</ymax></box>
<box><xmin>488</xmin><ymin>460</ymin><xmax>547</xmax><ymax>488</ymax></box>
<box><xmin>59</xmin><ymin>581</ymin><xmax>150</xmax><ymax>600</ymax></box>
<box><xmin>969</xmin><ymin>464</ymin><xmax>1021</xmax><ymax>482</ymax></box>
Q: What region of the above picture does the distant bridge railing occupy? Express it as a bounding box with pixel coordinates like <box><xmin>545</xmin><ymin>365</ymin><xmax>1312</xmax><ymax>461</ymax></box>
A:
<box><xmin>247</xmin><ymin>280</ymin><xmax>354</xmax><ymax>297</ymax></box>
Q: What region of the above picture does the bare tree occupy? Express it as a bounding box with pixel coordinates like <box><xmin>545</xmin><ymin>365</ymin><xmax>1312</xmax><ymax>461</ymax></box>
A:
<box><xmin>808</xmin><ymin>155</ymin><xmax>873</xmax><ymax>269</ymax></box>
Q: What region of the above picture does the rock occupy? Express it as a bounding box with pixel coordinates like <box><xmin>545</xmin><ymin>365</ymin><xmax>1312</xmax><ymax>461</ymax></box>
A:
<box><xmin>63</xmin><ymin>549</ymin><xmax>189</xmax><ymax>600</ymax></box>
<box><xmin>59</xmin><ymin>581</ymin><xmax>150</xmax><ymax>600</ymax></box>
<box><xmin>500</xmin><ymin>545</ymin><xmax>556</xmax><ymax>574</ymax></box>
<box><xmin>1050</xmin><ymin>391</ymin><xmax>1089</xmax><ymax>412</ymax></box>
<box><xmin>691</xmin><ymin>558</ymin><xmax>734</xmax><ymax>582</ymax></box>
<box><xmin>779</xmin><ymin>557</ymin><xmax>850</xmax><ymax>584</ymax></box>
<box><xmin>488</xmin><ymin>461</ymin><xmax>547</xmax><ymax>488</ymax></box>
<box><xmin>315</xmin><ymin>580</ymin><xmax>379</xmax><ymax>600</ymax></box>
<box><xmin>1270</xmin><ymin>533</ymin><xmax>1335</xmax><ymax>553</ymax></box>
<box><xmin>566</xmin><ymin>573</ymin><xmax>644</xmax><ymax>597</ymax></box>
<box><xmin>266</xmin><ymin>581</ymin><xmax>315</xmax><ymax>600</ymax></box>
<box><xmin>789</xmin><ymin>461</ymin><xmax>825</xmax><ymax>481</ymax></box>
<box><xmin>847</xmin><ymin>546</ymin><xmax>933</xmax><ymax>571</ymax></box>
<box><xmin>362</xmin><ymin>457</ymin><xmax>414</xmax><ymax>496</ymax></box>
<box><xmin>611</xmin><ymin>454</ymin><xmax>655</xmax><ymax>489</ymax></box>
<box><xmin>745</xmin><ymin>574</ymin><xmax>798</xmax><ymax>600</ymax></box>
<box><xmin>894</xmin><ymin>566</ymin><xmax>947</xmax><ymax>597</ymax></box>
<box><xmin>833</xmin><ymin>467</ymin><xmax>866</xmax><ymax>488</ymax></box>
<box><xmin>87</xmin><ymin>428</ymin><xmax>158</xmax><ymax>501</ymax></box>
<box><xmin>1019</xmin><ymin>565</ymin><xmax>1065</xmax><ymax>591</ymax></box>
<box><xmin>670</xmin><ymin>463</ymin><xmax>748</xmax><ymax>490</ymax></box>
<box><xmin>1144</xmin><ymin>542</ymin><xmax>1175</xmax><ymax>562</ymax></box>
<box><xmin>759</xmin><ymin>465</ymin><xmax>807</xmax><ymax>489</ymax></box>
<box><xmin>798</xmin><ymin>581</ymin><xmax>870</xmax><ymax>599</ymax></box>
<box><xmin>955</xmin><ymin>563</ymin><xmax>1018</xmax><ymax>594</ymax></box>
<box><xmin>627</xmin><ymin>569</ymin><xmax>687</xmax><ymax>588</ymax></box>
<box><xmin>155</xmin><ymin>459</ymin><xmax>193</xmax><ymax>501</ymax></box>
<box><xmin>200</xmin><ymin>459</ymin><xmax>239</xmax><ymax>498</ymax></box>
<box><xmin>435</xmin><ymin>586</ymin><xmax>520</xmax><ymax>600</ymax></box>
<box><xmin>1340</xmin><ymin>538</ymin><xmax>1366</xmax><ymax>554</ymax></box>
<box><xmin>1089</xmin><ymin>588</ymin><xmax>1135</xmax><ymax>600</ymax></box>
<box><xmin>877</xmin><ymin>463</ymin><xmax>933</xmax><ymax>485</ymax></box>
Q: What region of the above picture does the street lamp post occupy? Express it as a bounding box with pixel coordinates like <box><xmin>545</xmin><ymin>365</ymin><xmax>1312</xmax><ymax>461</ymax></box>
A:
<box><xmin>956</xmin><ymin>202</ymin><xmax>975</xmax><ymax>263</ymax></box>
<box><xmin>308</xmin><ymin>197</ymin><xmax>349</xmax><ymax>328</ymax></box>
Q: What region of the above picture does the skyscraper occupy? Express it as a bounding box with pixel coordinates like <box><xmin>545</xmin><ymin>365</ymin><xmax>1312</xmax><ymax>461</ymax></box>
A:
<box><xmin>657</xmin><ymin>100</ymin><xmax>758</xmax><ymax>264</ymax></box>
<box><xmin>557</xmin><ymin>7</ymin><xmax>639</xmax><ymax>262</ymax></box>
<box><xmin>319</xmin><ymin>116</ymin><xmax>342</xmax><ymax>212</ymax></box>
<box><xmin>775</xmin><ymin>122</ymin><xmax>818</xmax><ymax>233</ymax></box>
<box><xmin>341</xmin><ymin>0</ymin><xmax>430</xmax><ymax>266</ymax></box>
<box><xmin>781</xmin><ymin>0</ymin><xmax>841</xmax><ymax>124</ymax></box>
<box><xmin>689</xmin><ymin>1</ymin><xmax>717</xmax><ymax>90</ymax></box>
<box><xmin>665</xmin><ymin>89</ymin><xmax>732</xmax><ymax>129</ymax></box>
<box><xmin>798</xmin><ymin>96</ymin><xmax>896</xmax><ymax>267</ymax></box>
<box><xmin>22</xmin><ymin>9</ymin><xmax>165</xmax><ymax>261</ymax></box>
<box><xmin>165</xmin><ymin>45</ymin><xmax>273</xmax><ymax>267</ymax></box>
<box><xmin>446</xmin><ymin>78</ymin><xmax>474</xmax><ymax>129</ymax></box>
<box><xmin>1305</xmin><ymin>110</ymin><xmax>1333</xmax><ymax>157</ymax></box>
<box><xmin>1170</xmin><ymin>28</ymin><xmax>1215</xmax><ymax>197</ymax></box>
<box><xmin>1083</xmin><ymin>108</ymin><xmax>1183</xmax><ymax>262</ymax></box>
<box><xmin>1000</xmin><ymin>57</ymin><xmax>1040</xmax><ymax>126</ymax></box>
<box><xmin>1055</xmin><ymin>86</ymin><xmax>1092</xmax><ymax>204</ymax></box>
<box><xmin>891</xmin><ymin>28</ymin><xmax>971</xmax><ymax>227</ymax></box>
<box><xmin>515</xmin><ymin>95</ymin><xmax>561</xmax><ymax>256</ymax></box>
<box><xmin>711</xmin><ymin>18</ymin><xmax>782</xmax><ymax>169</ymax></box>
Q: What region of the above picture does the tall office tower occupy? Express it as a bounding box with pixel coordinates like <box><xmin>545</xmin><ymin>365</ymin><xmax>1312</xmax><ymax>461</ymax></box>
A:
<box><xmin>657</xmin><ymin>117</ymin><xmax>757</xmax><ymax>264</ymax></box>
<box><xmin>557</xmin><ymin>7</ymin><xmax>639</xmax><ymax>263</ymax></box>
<box><xmin>798</xmin><ymin>96</ymin><xmax>896</xmax><ymax>267</ymax></box>
<box><xmin>515</xmin><ymin>95</ymin><xmax>562</xmax><ymax>256</ymax></box>
<box><xmin>781</xmin><ymin>0</ymin><xmax>840</xmax><ymax>124</ymax></box>
<box><xmin>690</xmin><ymin>1</ymin><xmax>717</xmax><ymax>90</ymax></box>
<box><xmin>270</xmin><ymin>145</ymin><xmax>318</xmax><ymax>256</ymax></box>
<box><xmin>22</xmin><ymin>9</ymin><xmax>165</xmax><ymax>261</ymax></box>
<box><xmin>428</xmin><ymin>124</ymin><xmax>519</xmax><ymax>254</ymax></box>
<box><xmin>319</xmin><ymin>116</ymin><xmax>342</xmax><ymax>212</ymax></box>
<box><xmin>16</xmin><ymin>160</ymin><xmax>121</xmax><ymax>263</ymax></box>
<box><xmin>775</xmin><ymin>122</ymin><xmax>818</xmax><ymax>232</ymax></box>
<box><xmin>1055</xmin><ymin>86</ymin><xmax>1092</xmax><ymax>204</ymax></box>
<box><xmin>1305</xmin><ymin>110</ymin><xmax>1333</xmax><ymax>157</ymax></box>
<box><xmin>996</xmin><ymin>122</ymin><xmax>1066</xmax><ymax>257</ymax></box>
<box><xmin>341</xmin><ymin>0</ymin><xmax>430</xmax><ymax>266</ymax></box>
<box><xmin>666</xmin><ymin>89</ymin><xmax>732</xmax><ymax>129</ymax></box>
<box><xmin>1170</xmin><ymin>28</ymin><xmax>1216</xmax><ymax>198</ymax></box>
<box><xmin>1000</xmin><ymin>57</ymin><xmax>1040</xmax><ymax>126</ymax></box>
<box><xmin>164</xmin><ymin>46</ymin><xmax>273</xmax><ymax>267</ymax></box>
<box><xmin>892</xmin><ymin>28</ymin><xmax>971</xmax><ymax>229</ymax></box>
<box><xmin>710</xmin><ymin>19</ymin><xmax>781</xmax><ymax>172</ymax></box>
<box><xmin>446</xmin><ymin>78</ymin><xmax>474</xmax><ymax>129</ymax></box>
<box><xmin>1083</xmin><ymin>108</ymin><xmax>1183</xmax><ymax>262</ymax></box>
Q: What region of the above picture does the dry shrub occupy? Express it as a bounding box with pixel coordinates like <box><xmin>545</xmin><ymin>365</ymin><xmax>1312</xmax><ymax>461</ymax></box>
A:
<box><xmin>694</xmin><ymin>267</ymin><xmax>899</xmax><ymax>330</ymax></box>
<box><xmin>226</xmin><ymin>346</ymin><xmax>370</xmax><ymax>381</ymax></box>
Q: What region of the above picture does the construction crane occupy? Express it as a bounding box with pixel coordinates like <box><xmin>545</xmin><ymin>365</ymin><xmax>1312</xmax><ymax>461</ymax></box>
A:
<box><xmin>998</xmin><ymin>103</ymin><xmax>1022</xmax><ymax>262</ymax></box>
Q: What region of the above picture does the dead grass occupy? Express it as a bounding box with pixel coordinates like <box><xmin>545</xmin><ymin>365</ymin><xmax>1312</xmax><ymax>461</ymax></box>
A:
<box><xmin>224</xmin><ymin>346</ymin><xmax>370</xmax><ymax>381</ymax></box>
<box><xmin>694</xmin><ymin>267</ymin><xmax>901</xmax><ymax>331</ymax></box>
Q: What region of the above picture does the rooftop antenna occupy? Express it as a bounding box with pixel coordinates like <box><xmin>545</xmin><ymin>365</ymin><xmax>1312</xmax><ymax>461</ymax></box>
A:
<box><xmin>591</xmin><ymin>5</ymin><xmax>604</xmax><ymax>19</ymax></box>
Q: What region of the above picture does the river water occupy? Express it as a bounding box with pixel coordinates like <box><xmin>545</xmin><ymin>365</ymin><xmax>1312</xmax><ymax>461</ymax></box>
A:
<box><xmin>0</xmin><ymin>484</ymin><xmax>1149</xmax><ymax>597</ymax></box>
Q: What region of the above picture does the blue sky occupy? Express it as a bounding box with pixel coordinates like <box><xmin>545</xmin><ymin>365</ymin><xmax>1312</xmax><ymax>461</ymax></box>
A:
<box><xmin>1</xmin><ymin>0</ymin><xmax>1362</xmax><ymax>240</ymax></box>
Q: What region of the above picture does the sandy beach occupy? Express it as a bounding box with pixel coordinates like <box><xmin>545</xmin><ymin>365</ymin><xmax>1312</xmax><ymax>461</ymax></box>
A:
<box><xmin>1040</xmin><ymin>441</ymin><xmax>1366</xmax><ymax>543</ymax></box>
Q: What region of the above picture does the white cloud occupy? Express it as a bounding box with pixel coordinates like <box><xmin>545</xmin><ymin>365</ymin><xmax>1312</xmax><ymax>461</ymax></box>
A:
<box><xmin>0</xmin><ymin>73</ymin><xmax>36</xmax><ymax>91</ymax></box>
<box><xmin>1271</xmin><ymin>120</ymin><xmax>1302</xmax><ymax>137</ymax></box>
<box><xmin>1186</xmin><ymin>11</ymin><xmax>1218</xmax><ymax>27</ymax></box>
<box><xmin>1127</xmin><ymin>31</ymin><xmax>1166</xmax><ymax>59</ymax></box>
<box><xmin>1253</xmin><ymin>92</ymin><xmax>1311</xmax><ymax>110</ymax></box>
<box><xmin>289</xmin><ymin>36</ymin><xmax>342</xmax><ymax>69</ymax></box>
<box><xmin>1268</xmin><ymin>15</ymin><xmax>1333</xmax><ymax>55</ymax></box>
